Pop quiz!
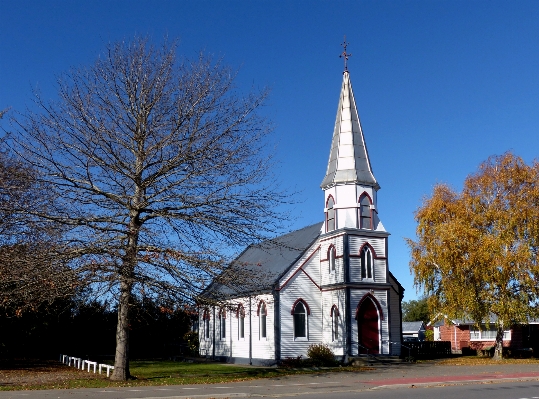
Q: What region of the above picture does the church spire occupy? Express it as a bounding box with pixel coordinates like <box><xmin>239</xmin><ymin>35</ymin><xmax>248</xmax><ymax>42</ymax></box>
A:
<box><xmin>320</xmin><ymin>69</ymin><xmax>379</xmax><ymax>190</ymax></box>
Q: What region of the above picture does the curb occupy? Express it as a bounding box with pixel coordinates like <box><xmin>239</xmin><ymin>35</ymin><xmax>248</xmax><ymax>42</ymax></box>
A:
<box><xmin>371</xmin><ymin>375</ymin><xmax>539</xmax><ymax>390</ymax></box>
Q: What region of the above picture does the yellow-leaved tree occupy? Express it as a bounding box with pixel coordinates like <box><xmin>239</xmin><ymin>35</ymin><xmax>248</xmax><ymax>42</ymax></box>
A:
<box><xmin>407</xmin><ymin>153</ymin><xmax>539</xmax><ymax>360</ymax></box>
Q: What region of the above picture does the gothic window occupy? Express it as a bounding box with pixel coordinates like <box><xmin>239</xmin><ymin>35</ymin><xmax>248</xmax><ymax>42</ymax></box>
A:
<box><xmin>293</xmin><ymin>301</ymin><xmax>307</xmax><ymax>339</ymax></box>
<box><xmin>328</xmin><ymin>245</ymin><xmax>336</xmax><ymax>273</ymax></box>
<box><xmin>359</xmin><ymin>194</ymin><xmax>372</xmax><ymax>230</ymax></box>
<box><xmin>203</xmin><ymin>309</ymin><xmax>210</xmax><ymax>340</ymax></box>
<box><xmin>238</xmin><ymin>305</ymin><xmax>245</xmax><ymax>339</ymax></box>
<box><xmin>219</xmin><ymin>309</ymin><xmax>226</xmax><ymax>339</ymax></box>
<box><xmin>259</xmin><ymin>302</ymin><xmax>267</xmax><ymax>339</ymax></box>
<box><xmin>360</xmin><ymin>246</ymin><xmax>373</xmax><ymax>279</ymax></box>
<box><xmin>331</xmin><ymin>306</ymin><xmax>339</xmax><ymax>341</ymax></box>
<box><xmin>326</xmin><ymin>196</ymin><xmax>335</xmax><ymax>232</ymax></box>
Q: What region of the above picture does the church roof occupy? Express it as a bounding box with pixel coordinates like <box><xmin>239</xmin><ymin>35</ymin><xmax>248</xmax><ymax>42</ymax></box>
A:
<box><xmin>200</xmin><ymin>222</ymin><xmax>323</xmax><ymax>300</ymax></box>
<box><xmin>320</xmin><ymin>71</ymin><xmax>379</xmax><ymax>190</ymax></box>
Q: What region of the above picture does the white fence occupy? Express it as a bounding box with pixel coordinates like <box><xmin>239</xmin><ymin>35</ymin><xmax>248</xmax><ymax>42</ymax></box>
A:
<box><xmin>59</xmin><ymin>354</ymin><xmax>115</xmax><ymax>377</ymax></box>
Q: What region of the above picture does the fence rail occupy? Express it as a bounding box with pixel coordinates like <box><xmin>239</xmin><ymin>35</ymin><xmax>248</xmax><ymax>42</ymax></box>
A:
<box><xmin>403</xmin><ymin>341</ymin><xmax>452</xmax><ymax>359</ymax></box>
<box><xmin>59</xmin><ymin>354</ymin><xmax>115</xmax><ymax>377</ymax></box>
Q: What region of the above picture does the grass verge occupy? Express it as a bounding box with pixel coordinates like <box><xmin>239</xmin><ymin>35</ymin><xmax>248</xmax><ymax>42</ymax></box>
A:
<box><xmin>0</xmin><ymin>360</ymin><xmax>361</xmax><ymax>391</ymax></box>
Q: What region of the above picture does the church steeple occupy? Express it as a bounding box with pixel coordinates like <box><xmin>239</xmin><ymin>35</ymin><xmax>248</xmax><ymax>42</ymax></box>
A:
<box><xmin>320</xmin><ymin>70</ymin><xmax>379</xmax><ymax>190</ymax></box>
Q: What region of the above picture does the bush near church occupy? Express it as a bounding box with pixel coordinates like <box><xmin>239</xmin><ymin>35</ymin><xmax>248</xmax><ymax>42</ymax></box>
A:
<box><xmin>307</xmin><ymin>343</ymin><xmax>338</xmax><ymax>366</ymax></box>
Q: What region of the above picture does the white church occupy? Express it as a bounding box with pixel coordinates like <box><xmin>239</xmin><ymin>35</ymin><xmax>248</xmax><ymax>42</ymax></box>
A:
<box><xmin>199</xmin><ymin>66</ymin><xmax>404</xmax><ymax>365</ymax></box>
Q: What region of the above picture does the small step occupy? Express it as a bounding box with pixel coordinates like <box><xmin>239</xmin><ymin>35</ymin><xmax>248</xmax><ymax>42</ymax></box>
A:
<box><xmin>348</xmin><ymin>355</ymin><xmax>404</xmax><ymax>367</ymax></box>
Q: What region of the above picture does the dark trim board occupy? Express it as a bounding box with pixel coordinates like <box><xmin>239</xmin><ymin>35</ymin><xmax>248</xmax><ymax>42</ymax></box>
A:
<box><xmin>224</xmin><ymin>357</ymin><xmax>278</xmax><ymax>366</ymax></box>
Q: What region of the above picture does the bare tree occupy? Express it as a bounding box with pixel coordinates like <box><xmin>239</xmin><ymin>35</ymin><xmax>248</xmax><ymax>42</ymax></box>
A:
<box><xmin>9</xmin><ymin>37</ymin><xmax>287</xmax><ymax>380</ymax></box>
<box><xmin>0</xmin><ymin>141</ymin><xmax>79</xmax><ymax>315</ymax></box>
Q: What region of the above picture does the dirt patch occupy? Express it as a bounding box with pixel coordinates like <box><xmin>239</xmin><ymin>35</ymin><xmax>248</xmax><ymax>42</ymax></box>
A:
<box><xmin>0</xmin><ymin>360</ymin><xmax>106</xmax><ymax>388</ymax></box>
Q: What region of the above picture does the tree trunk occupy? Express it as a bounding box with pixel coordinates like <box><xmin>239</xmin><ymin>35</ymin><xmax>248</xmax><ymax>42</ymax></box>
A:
<box><xmin>111</xmin><ymin>212</ymin><xmax>140</xmax><ymax>381</ymax></box>
<box><xmin>111</xmin><ymin>276</ymin><xmax>133</xmax><ymax>380</ymax></box>
<box><xmin>492</xmin><ymin>325</ymin><xmax>504</xmax><ymax>360</ymax></box>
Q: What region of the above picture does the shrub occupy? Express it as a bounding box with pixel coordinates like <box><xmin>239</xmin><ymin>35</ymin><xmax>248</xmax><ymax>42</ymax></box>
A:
<box><xmin>183</xmin><ymin>331</ymin><xmax>199</xmax><ymax>356</ymax></box>
<box><xmin>307</xmin><ymin>343</ymin><xmax>338</xmax><ymax>366</ymax></box>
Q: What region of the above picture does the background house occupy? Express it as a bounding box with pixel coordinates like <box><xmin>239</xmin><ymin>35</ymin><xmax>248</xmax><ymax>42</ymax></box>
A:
<box><xmin>434</xmin><ymin>316</ymin><xmax>539</xmax><ymax>355</ymax></box>
<box><xmin>402</xmin><ymin>321</ymin><xmax>426</xmax><ymax>342</ymax></box>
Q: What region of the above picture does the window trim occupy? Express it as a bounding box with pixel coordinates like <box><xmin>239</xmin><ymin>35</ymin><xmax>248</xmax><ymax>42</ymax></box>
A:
<box><xmin>360</xmin><ymin>245</ymin><xmax>374</xmax><ymax>280</ymax></box>
<box><xmin>202</xmin><ymin>309</ymin><xmax>211</xmax><ymax>340</ymax></box>
<box><xmin>218</xmin><ymin>308</ymin><xmax>226</xmax><ymax>340</ymax></box>
<box><xmin>358</xmin><ymin>193</ymin><xmax>373</xmax><ymax>230</ymax></box>
<box><xmin>328</xmin><ymin>245</ymin><xmax>336</xmax><ymax>273</ymax></box>
<box><xmin>326</xmin><ymin>195</ymin><xmax>336</xmax><ymax>232</ymax></box>
<box><xmin>331</xmin><ymin>305</ymin><xmax>340</xmax><ymax>342</ymax></box>
<box><xmin>237</xmin><ymin>304</ymin><xmax>245</xmax><ymax>340</ymax></box>
<box><xmin>291</xmin><ymin>299</ymin><xmax>310</xmax><ymax>341</ymax></box>
<box><xmin>258</xmin><ymin>301</ymin><xmax>267</xmax><ymax>340</ymax></box>
<box><xmin>469</xmin><ymin>325</ymin><xmax>511</xmax><ymax>341</ymax></box>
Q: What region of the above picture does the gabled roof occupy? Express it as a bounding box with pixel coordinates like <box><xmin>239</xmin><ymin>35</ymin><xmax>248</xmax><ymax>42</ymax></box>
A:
<box><xmin>402</xmin><ymin>321</ymin><xmax>426</xmax><ymax>333</ymax></box>
<box><xmin>434</xmin><ymin>314</ymin><xmax>539</xmax><ymax>327</ymax></box>
<box><xmin>321</xmin><ymin>71</ymin><xmax>379</xmax><ymax>190</ymax></box>
<box><xmin>201</xmin><ymin>222</ymin><xmax>323</xmax><ymax>299</ymax></box>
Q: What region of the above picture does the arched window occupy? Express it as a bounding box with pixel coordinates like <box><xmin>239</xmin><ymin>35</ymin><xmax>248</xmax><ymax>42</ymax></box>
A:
<box><xmin>293</xmin><ymin>301</ymin><xmax>307</xmax><ymax>339</ymax></box>
<box><xmin>259</xmin><ymin>302</ymin><xmax>267</xmax><ymax>339</ymax></box>
<box><xmin>359</xmin><ymin>194</ymin><xmax>372</xmax><ymax>230</ymax></box>
<box><xmin>219</xmin><ymin>309</ymin><xmax>226</xmax><ymax>339</ymax></box>
<box><xmin>237</xmin><ymin>305</ymin><xmax>245</xmax><ymax>339</ymax></box>
<box><xmin>328</xmin><ymin>246</ymin><xmax>336</xmax><ymax>273</ymax></box>
<box><xmin>203</xmin><ymin>309</ymin><xmax>210</xmax><ymax>340</ymax></box>
<box><xmin>326</xmin><ymin>196</ymin><xmax>335</xmax><ymax>232</ymax></box>
<box><xmin>331</xmin><ymin>306</ymin><xmax>339</xmax><ymax>341</ymax></box>
<box><xmin>360</xmin><ymin>246</ymin><xmax>373</xmax><ymax>279</ymax></box>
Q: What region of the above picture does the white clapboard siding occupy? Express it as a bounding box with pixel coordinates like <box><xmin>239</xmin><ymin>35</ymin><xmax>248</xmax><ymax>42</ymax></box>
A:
<box><xmin>350</xmin><ymin>289</ymin><xmax>389</xmax><ymax>355</ymax></box>
<box><xmin>321</xmin><ymin>289</ymin><xmax>346</xmax><ymax>355</ymax></box>
<box><xmin>373</xmin><ymin>259</ymin><xmax>387</xmax><ymax>283</ymax></box>
<box><xmin>388</xmin><ymin>275</ymin><xmax>402</xmax><ymax>356</ymax></box>
<box><xmin>348</xmin><ymin>236</ymin><xmax>386</xmax><ymax>258</ymax></box>
<box><xmin>201</xmin><ymin>295</ymin><xmax>275</xmax><ymax>360</ymax></box>
<box><xmin>229</xmin><ymin>298</ymin><xmax>250</xmax><ymax>359</ymax></box>
<box><xmin>302</xmin><ymin>248</ymin><xmax>321</xmax><ymax>284</ymax></box>
<box><xmin>214</xmin><ymin>303</ymin><xmax>233</xmax><ymax>358</ymax></box>
<box><xmin>338</xmin><ymin>207</ymin><xmax>357</xmax><ymax>229</ymax></box>
<box><xmin>279</xmin><ymin>243</ymin><xmax>320</xmax><ymax>287</ymax></box>
<box><xmin>349</xmin><ymin>258</ymin><xmax>387</xmax><ymax>283</ymax></box>
<box><xmin>199</xmin><ymin>310</ymin><xmax>214</xmax><ymax>357</ymax></box>
<box><xmin>251</xmin><ymin>294</ymin><xmax>275</xmax><ymax>360</ymax></box>
<box><xmin>321</xmin><ymin>237</ymin><xmax>345</xmax><ymax>286</ymax></box>
<box><xmin>280</xmin><ymin>271</ymin><xmax>322</xmax><ymax>359</ymax></box>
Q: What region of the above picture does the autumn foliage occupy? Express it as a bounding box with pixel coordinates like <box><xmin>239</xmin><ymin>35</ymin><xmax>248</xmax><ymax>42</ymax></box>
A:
<box><xmin>407</xmin><ymin>153</ymin><xmax>539</xmax><ymax>359</ymax></box>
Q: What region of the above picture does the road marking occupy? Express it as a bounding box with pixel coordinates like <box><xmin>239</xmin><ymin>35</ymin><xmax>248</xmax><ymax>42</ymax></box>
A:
<box><xmin>126</xmin><ymin>394</ymin><xmax>248</xmax><ymax>399</ymax></box>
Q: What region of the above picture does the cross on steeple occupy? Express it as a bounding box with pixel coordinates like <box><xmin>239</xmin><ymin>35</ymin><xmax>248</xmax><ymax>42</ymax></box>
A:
<box><xmin>340</xmin><ymin>35</ymin><xmax>352</xmax><ymax>72</ymax></box>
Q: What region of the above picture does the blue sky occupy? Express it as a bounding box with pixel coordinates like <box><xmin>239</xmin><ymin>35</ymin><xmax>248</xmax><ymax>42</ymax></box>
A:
<box><xmin>1</xmin><ymin>0</ymin><xmax>539</xmax><ymax>301</ymax></box>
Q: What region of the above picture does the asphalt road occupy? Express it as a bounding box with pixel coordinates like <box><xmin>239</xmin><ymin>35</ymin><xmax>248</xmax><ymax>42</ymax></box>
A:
<box><xmin>1</xmin><ymin>362</ymin><xmax>538</xmax><ymax>399</ymax></box>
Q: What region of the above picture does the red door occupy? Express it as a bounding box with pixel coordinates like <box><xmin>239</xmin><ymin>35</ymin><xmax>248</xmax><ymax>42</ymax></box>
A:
<box><xmin>357</xmin><ymin>298</ymin><xmax>379</xmax><ymax>354</ymax></box>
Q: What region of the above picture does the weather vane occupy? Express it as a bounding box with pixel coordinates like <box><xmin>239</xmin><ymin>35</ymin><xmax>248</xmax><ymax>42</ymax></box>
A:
<box><xmin>340</xmin><ymin>35</ymin><xmax>352</xmax><ymax>72</ymax></box>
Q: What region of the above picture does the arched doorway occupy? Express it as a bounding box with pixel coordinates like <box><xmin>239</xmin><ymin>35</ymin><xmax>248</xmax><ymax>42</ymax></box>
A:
<box><xmin>357</xmin><ymin>297</ymin><xmax>380</xmax><ymax>354</ymax></box>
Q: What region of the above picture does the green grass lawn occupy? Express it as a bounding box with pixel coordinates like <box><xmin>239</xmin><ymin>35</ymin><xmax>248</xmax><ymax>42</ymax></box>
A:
<box><xmin>0</xmin><ymin>360</ymin><xmax>349</xmax><ymax>391</ymax></box>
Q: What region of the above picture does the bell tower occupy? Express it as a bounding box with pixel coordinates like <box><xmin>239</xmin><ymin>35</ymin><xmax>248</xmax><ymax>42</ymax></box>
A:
<box><xmin>320</xmin><ymin>67</ymin><xmax>384</xmax><ymax>234</ymax></box>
